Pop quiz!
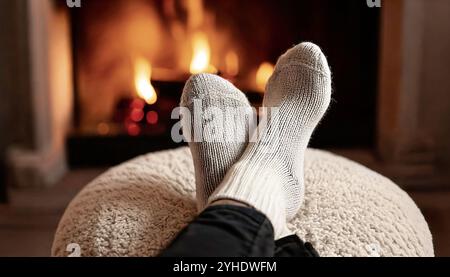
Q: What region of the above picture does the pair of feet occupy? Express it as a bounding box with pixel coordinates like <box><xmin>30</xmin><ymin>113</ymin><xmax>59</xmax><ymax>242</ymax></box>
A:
<box><xmin>180</xmin><ymin>42</ymin><xmax>332</xmax><ymax>239</ymax></box>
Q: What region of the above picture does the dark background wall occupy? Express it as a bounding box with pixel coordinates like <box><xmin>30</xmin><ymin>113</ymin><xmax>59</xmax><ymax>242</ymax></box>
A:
<box><xmin>0</xmin><ymin>0</ymin><xmax>33</xmax><ymax>202</ymax></box>
<box><xmin>0</xmin><ymin>0</ymin><xmax>16</xmax><ymax>202</ymax></box>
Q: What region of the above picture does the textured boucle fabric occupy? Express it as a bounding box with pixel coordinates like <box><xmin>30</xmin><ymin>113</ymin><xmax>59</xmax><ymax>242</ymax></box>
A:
<box><xmin>52</xmin><ymin>147</ymin><xmax>434</xmax><ymax>257</ymax></box>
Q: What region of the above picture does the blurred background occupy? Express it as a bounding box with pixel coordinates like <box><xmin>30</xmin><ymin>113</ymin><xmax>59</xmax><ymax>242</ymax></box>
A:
<box><xmin>0</xmin><ymin>0</ymin><xmax>449</xmax><ymax>256</ymax></box>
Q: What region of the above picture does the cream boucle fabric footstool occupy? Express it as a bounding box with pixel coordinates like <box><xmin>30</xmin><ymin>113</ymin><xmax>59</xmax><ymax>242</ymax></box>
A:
<box><xmin>52</xmin><ymin>147</ymin><xmax>434</xmax><ymax>257</ymax></box>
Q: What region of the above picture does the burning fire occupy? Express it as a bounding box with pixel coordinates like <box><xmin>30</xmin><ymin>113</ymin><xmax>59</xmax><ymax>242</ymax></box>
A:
<box><xmin>256</xmin><ymin>62</ymin><xmax>275</xmax><ymax>92</ymax></box>
<box><xmin>189</xmin><ymin>32</ymin><xmax>214</xmax><ymax>74</ymax></box>
<box><xmin>134</xmin><ymin>57</ymin><xmax>158</xmax><ymax>105</ymax></box>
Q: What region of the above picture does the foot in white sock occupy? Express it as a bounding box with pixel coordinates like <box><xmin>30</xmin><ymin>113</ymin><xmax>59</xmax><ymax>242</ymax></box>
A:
<box><xmin>181</xmin><ymin>73</ymin><xmax>252</xmax><ymax>212</ymax></box>
<box><xmin>209</xmin><ymin>42</ymin><xmax>332</xmax><ymax>238</ymax></box>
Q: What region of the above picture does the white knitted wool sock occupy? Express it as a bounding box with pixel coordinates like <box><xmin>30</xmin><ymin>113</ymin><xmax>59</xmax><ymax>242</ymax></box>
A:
<box><xmin>208</xmin><ymin>42</ymin><xmax>332</xmax><ymax>238</ymax></box>
<box><xmin>181</xmin><ymin>73</ymin><xmax>252</xmax><ymax>212</ymax></box>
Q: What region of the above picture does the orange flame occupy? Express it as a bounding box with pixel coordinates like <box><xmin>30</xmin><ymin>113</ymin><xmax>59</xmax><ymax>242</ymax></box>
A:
<box><xmin>256</xmin><ymin>62</ymin><xmax>274</xmax><ymax>92</ymax></box>
<box><xmin>135</xmin><ymin>57</ymin><xmax>157</xmax><ymax>105</ymax></box>
<box><xmin>189</xmin><ymin>32</ymin><xmax>215</xmax><ymax>74</ymax></box>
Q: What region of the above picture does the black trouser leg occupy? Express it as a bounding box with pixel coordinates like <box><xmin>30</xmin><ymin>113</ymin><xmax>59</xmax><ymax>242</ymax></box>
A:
<box><xmin>160</xmin><ymin>205</ymin><xmax>275</xmax><ymax>257</ymax></box>
<box><xmin>159</xmin><ymin>205</ymin><xmax>319</xmax><ymax>257</ymax></box>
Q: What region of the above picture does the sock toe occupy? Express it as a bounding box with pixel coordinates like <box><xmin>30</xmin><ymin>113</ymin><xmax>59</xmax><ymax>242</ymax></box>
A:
<box><xmin>264</xmin><ymin>42</ymin><xmax>332</xmax><ymax>112</ymax></box>
<box><xmin>181</xmin><ymin>73</ymin><xmax>250</xmax><ymax>107</ymax></box>
<box><xmin>277</xmin><ymin>42</ymin><xmax>330</xmax><ymax>75</ymax></box>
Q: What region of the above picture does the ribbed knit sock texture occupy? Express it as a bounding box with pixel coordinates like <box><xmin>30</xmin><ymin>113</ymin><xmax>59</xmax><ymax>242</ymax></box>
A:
<box><xmin>181</xmin><ymin>73</ymin><xmax>252</xmax><ymax>212</ymax></box>
<box><xmin>208</xmin><ymin>42</ymin><xmax>332</xmax><ymax>238</ymax></box>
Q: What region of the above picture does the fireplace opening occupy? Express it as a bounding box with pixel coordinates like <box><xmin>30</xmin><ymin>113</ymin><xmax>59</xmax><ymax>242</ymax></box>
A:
<box><xmin>67</xmin><ymin>0</ymin><xmax>380</xmax><ymax>166</ymax></box>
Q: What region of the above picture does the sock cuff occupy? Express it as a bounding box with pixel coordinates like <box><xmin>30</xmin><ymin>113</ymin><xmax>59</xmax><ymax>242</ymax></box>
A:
<box><xmin>208</xmin><ymin>165</ymin><xmax>288</xmax><ymax>239</ymax></box>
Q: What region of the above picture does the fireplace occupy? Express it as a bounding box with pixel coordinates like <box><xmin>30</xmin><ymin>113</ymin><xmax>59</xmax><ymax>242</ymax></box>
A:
<box><xmin>66</xmin><ymin>0</ymin><xmax>380</xmax><ymax>166</ymax></box>
<box><xmin>7</xmin><ymin>0</ymin><xmax>449</xmax><ymax>190</ymax></box>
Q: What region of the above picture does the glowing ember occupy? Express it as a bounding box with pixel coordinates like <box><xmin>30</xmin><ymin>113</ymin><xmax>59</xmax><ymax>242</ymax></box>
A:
<box><xmin>126</xmin><ymin>122</ymin><xmax>141</xmax><ymax>136</ymax></box>
<box><xmin>97</xmin><ymin>123</ymin><xmax>110</xmax><ymax>135</ymax></box>
<box><xmin>189</xmin><ymin>32</ymin><xmax>213</xmax><ymax>74</ymax></box>
<box><xmin>130</xmin><ymin>109</ymin><xmax>145</xmax><ymax>122</ymax></box>
<box><xmin>146</xmin><ymin>111</ymin><xmax>159</xmax><ymax>125</ymax></box>
<box><xmin>256</xmin><ymin>62</ymin><xmax>275</xmax><ymax>92</ymax></box>
<box><xmin>130</xmin><ymin>98</ymin><xmax>145</xmax><ymax>110</ymax></box>
<box><xmin>135</xmin><ymin>57</ymin><xmax>158</xmax><ymax>105</ymax></box>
